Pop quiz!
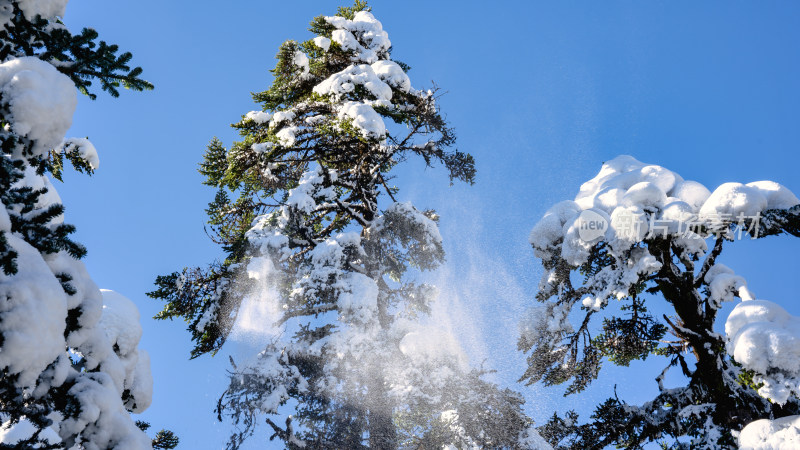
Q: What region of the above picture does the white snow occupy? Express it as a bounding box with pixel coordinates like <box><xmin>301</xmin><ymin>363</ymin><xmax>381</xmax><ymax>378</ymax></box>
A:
<box><xmin>292</xmin><ymin>50</ymin><xmax>310</xmax><ymax>76</ymax></box>
<box><xmin>0</xmin><ymin>201</ymin><xmax>10</xmax><ymax>232</ymax></box>
<box><xmin>245</xmin><ymin>110</ymin><xmax>272</xmax><ymax>124</ymax></box>
<box><xmin>699</xmin><ymin>182</ymin><xmax>769</xmax><ymax>222</ymax></box>
<box><xmin>370</xmin><ymin>60</ymin><xmax>411</xmax><ymax>92</ymax></box>
<box><xmin>519</xmin><ymin>426</ymin><xmax>554</xmax><ymax>450</ymax></box>
<box><xmin>270</xmin><ymin>110</ymin><xmax>295</xmax><ymax>127</ymax></box>
<box><xmin>672</xmin><ymin>180</ymin><xmax>711</xmax><ymax>211</ymax></box>
<box><xmin>527</xmin><ymin>155</ymin><xmax>800</xmax><ymax>408</ymax></box>
<box><xmin>726</xmin><ymin>299</ymin><xmax>800</xmax><ymax>405</ymax></box>
<box><xmin>11</xmin><ymin>165</ymin><xmax>64</xmax><ymax>224</ymax></box>
<box><xmin>739</xmin><ymin>415</ymin><xmax>800</xmax><ymax>450</ymax></box>
<box><xmin>97</xmin><ymin>290</ymin><xmax>153</xmax><ymax>412</ymax></box>
<box><xmin>60</xmin><ymin>372</ymin><xmax>153</xmax><ymax>450</ymax></box>
<box><xmin>325</xmin><ymin>11</ymin><xmax>390</xmax><ymax>64</ymax></box>
<box><xmin>0</xmin><ymin>233</ymin><xmax>67</xmax><ymax>388</ymax></box>
<box><xmin>313</xmin><ymin>64</ymin><xmax>392</xmax><ymax>102</ymax></box>
<box><xmin>338</xmin><ymin>101</ymin><xmax>385</xmax><ymax>139</ymax></box>
<box><xmin>17</xmin><ymin>0</ymin><xmax>68</xmax><ymax>21</ymax></box>
<box><xmin>276</xmin><ymin>126</ymin><xmax>300</xmax><ymax>147</ymax></box>
<box><xmin>336</xmin><ymin>272</ymin><xmax>379</xmax><ymax>324</ymax></box>
<box><xmin>0</xmin><ymin>44</ymin><xmax>152</xmax><ymax>447</ymax></box>
<box><xmin>704</xmin><ymin>264</ymin><xmax>748</xmax><ymax>307</ymax></box>
<box><xmin>528</xmin><ymin>200</ymin><xmax>581</xmax><ymax>259</ymax></box>
<box><xmin>0</xmin><ymin>57</ymin><xmax>77</xmax><ymax>157</ymax></box>
<box><xmin>746</xmin><ymin>181</ymin><xmax>800</xmax><ymax>210</ymax></box>
<box><xmin>312</xmin><ymin>36</ymin><xmax>331</xmax><ymax>52</ymax></box>
<box><xmin>60</xmin><ymin>137</ymin><xmax>99</xmax><ymax>170</ymax></box>
<box><xmin>531</xmin><ymin>155</ymin><xmax>799</xmax><ymax>266</ymax></box>
<box><xmin>251</xmin><ymin>142</ymin><xmax>274</xmax><ymax>154</ymax></box>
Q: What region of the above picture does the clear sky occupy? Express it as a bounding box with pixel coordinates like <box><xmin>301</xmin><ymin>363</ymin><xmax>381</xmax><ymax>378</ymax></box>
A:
<box><xmin>55</xmin><ymin>1</ymin><xmax>800</xmax><ymax>448</ymax></box>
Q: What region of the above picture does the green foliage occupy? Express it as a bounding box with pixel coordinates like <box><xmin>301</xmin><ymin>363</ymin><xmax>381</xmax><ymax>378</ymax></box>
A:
<box><xmin>0</xmin><ymin>7</ymin><xmax>152</xmax><ymax>99</ymax></box>
<box><xmin>592</xmin><ymin>296</ymin><xmax>667</xmax><ymax>367</ymax></box>
<box><xmin>0</xmin><ymin>2</ymin><xmax>156</xmax><ymax>446</ymax></box>
<box><xmin>150</xmin><ymin>2</ymin><xmax>523</xmax><ymax>449</ymax></box>
<box><xmin>152</xmin><ymin>0</ymin><xmax>473</xmax><ymax>359</ymax></box>
<box><xmin>150</xmin><ymin>264</ymin><xmax>243</xmax><ymax>359</ymax></box>
<box><xmin>528</xmin><ymin>227</ymin><xmax>800</xmax><ymax>448</ymax></box>
<box><xmin>136</xmin><ymin>421</ymin><xmax>180</xmax><ymax>449</ymax></box>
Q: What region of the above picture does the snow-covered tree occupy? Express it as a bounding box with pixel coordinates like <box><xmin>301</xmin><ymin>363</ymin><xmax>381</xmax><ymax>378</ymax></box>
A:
<box><xmin>522</xmin><ymin>155</ymin><xmax>800</xmax><ymax>448</ymax></box>
<box><xmin>150</xmin><ymin>2</ymin><xmax>545</xmax><ymax>449</ymax></box>
<box><xmin>0</xmin><ymin>1</ymin><xmax>162</xmax><ymax>448</ymax></box>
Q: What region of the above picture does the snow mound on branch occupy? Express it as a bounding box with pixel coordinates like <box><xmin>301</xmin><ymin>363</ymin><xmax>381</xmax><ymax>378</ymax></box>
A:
<box><xmin>739</xmin><ymin>415</ymin><xmax>800</xmax><ymax>450</ymax></box>
<box><xmin>726</xmin><ymin>299</ymin><xmax>800</xmax><ymax>405</ymax></box>
<box><xmin>338</xmin><ymin>101</ymin><xmax>385</xmax><ymax>139</ymax></box>
<box><xmin>528</xmin><ymin>200</ymin><xmax>581</xmax><ymax>259</ymax></box>
<box><xmin>0</xmin><ymin>57</ymin><xmax>76</xmax><ymax>157</ymax></box>
<box><xmin>313</xmin><ymin>64</ymin><xmax>392</xmax><ymax>102</ymax></box>
<box><xmin>17</xmin><ymin>0</ymin><xmax>68</xmax><ymax>21</ymax></box>
<box><xmin>698</xmin><ymin>183</ymin><xmax>768</xmax><ymax>221</ymax></box>
<box><xmin>60</xmin><ymin>137</ymin><xmax>99</xmax><ymax>170</ymax></box>
<box><xmin>245</xmin><ymin>110</ymin><xmax>272</xmax><ymax>124</ymax></box>
<box><xmin>98</xmin><ymin>289</ymin><xmax>153</xmax><ymax>413</ymax></box>
<box><xmin>325</xmin><ymin>11</ymin><xmax>390</xmax><ymax>64</ymax></box>
<box><xmin>370</xmin><ymin>60</ymin><xmax>411</xmax><ymax>92</ymax></box>
<box><xmin>313</xmin><ymin>36</ymin><xmax>330</xmax><ymax>51</ymax></box>
<box><xmin>747</xmin><ymin>181</ymin><xmax>800</xmax><ymax>209</ymax></box>
<box><xmin>0</xmin><ymin>233</ymin><xmax>67</xmax><ymax>387</ymax></box>
<box><xmin>61</xmin><ymin>372</ymin><xmax>152</xmax><ymax>449</ymax></box>
<box><xmin>285</xmin><ymin>166</ymin><xmax>337</xmax><ymax>213</ymax></box>
<box><xmin>705</xmin><ymin>264</ymin><xmax>750</xmax><ymax>306</ymax></box>
<box><xmin>530</xmin><ymin>155</ymin><xmax>799</xmax><ymax>267</ymax></box>
<box><xmin>0</xmin><ymin>171</ymin><xmax>152</xmax><ymax>446</ymax></box>
<box><xmin>292</xmin><ymin>50</ymin><xmax>310</xmax><ymax>77</ymax></box>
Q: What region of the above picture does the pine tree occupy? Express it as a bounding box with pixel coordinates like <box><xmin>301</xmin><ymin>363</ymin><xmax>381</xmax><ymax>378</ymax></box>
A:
<box><xmin>150</xmin><ymin>2</ymin><xmax>545</xmax><ymax>448</ymax></box>
<box><xmin>522</xmin><ymin>155</ymin><xmax>800</xmax><ymax>448</ymax></box>
<box><xmin>0</xmin><ymin>1</ymin><xmax>160</xmax><ymax>447</ymax></box>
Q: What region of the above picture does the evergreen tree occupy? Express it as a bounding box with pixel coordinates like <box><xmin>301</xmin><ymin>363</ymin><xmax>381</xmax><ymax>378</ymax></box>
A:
<box><xmin>522</xmin><ymin>155</ymin><xmax>800</xmax><ymax>448</ymax></box>
<box><xmin>151</xmin><ymin>2</ymin><xmax>546</xmax><ymax>448</ymax></box>
<box><xmin>0</xmin><ymin>1</ymin><xmax>160</xmax><ymax>447</ymax></box>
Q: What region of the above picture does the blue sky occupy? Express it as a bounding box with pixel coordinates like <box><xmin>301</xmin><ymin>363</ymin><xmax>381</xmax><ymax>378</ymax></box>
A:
<box><xmin>56</xmin><ymin>1</ymin><xmax>800</xmax><ymax>447</ymax></box>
